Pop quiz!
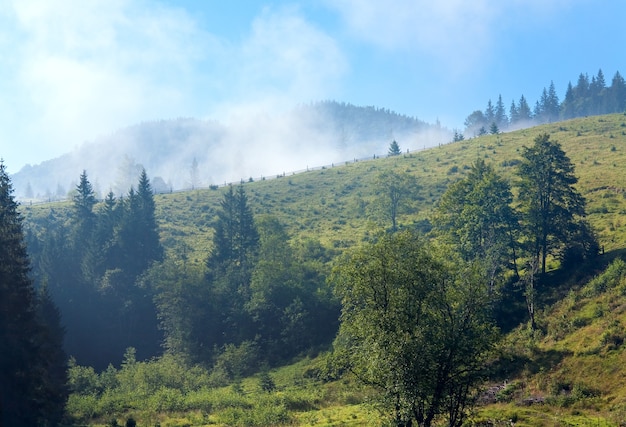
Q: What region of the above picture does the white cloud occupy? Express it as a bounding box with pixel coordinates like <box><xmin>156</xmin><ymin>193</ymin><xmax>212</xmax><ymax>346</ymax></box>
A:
<box><xmin>0</xmin><ymin>1</ymin><xmax>347</xmax><ymax>173</ymax></box>
<box><xmin>324</xmin><ymin>0</ymin><xmax>581</xmax><ymax>70</ymax></box>
<box><xmin>214</xmin><ymin>6</ymin><xmax>347</xmax><ymax>117</ymax></box>
<box><xmin>326</xmin><ymin>0</ymin><xmax>494</xmax><ymax>56</ymax></box>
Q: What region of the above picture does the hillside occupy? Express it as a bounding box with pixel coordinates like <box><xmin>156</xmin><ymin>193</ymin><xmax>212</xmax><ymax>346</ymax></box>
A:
<box><xmin>19</xmin><ymin>113</ymin><xmax>626</xmax><ymax>426</ymax></box>
<box><xmin>11</xmin><ymin>101</ymin><xmax>445</xmax><ymax>201</ymax></box>
<box><xmin>122</xmin><ymin>113</ymin><xmax>626</xmax><ymax>263</ymax></box>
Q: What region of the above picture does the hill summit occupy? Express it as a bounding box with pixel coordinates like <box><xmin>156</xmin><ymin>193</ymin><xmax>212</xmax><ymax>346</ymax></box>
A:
<box><xmin>11</xmin><ymin>102</ymin><xmax>448</xmax><ymax>201</ymax></box>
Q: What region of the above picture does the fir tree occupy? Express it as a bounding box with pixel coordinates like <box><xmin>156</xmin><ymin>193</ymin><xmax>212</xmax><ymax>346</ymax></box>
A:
<box><xmin>494</xmin><ymin>94</ymin><xmax>508</xmax><ymax>129</ymax></box>
<box><xmin>0</xmin><ymin>160</ymin><xmax>67</xmax><ymax>426</ymax></box>
<box><xmin>388</xmin><ymin>140</ymin><xmax>401</xmax><ymax>156</ymax></box>
<box><xmin>517</xmin><ymin>94</ymin><xmax>533</xmax><ymax>122</ymax></box>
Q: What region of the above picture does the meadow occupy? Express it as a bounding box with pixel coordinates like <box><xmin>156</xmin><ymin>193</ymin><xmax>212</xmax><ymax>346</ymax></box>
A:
<box><xmin>21</xmin><ymin>113</ymin><xmax>626</xmax><ymax>426</ymax></box>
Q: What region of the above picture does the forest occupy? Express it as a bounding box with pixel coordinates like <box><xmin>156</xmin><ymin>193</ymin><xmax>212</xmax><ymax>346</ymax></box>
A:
<box><xmin>3</xmin><ymin>118</ymin><xmax>614</xmax><ymax>426</ymax></box>
<box><xmin>464</xmin><ymin>68</ymin><xmax>626</xmax><ymax>136</ymax></box>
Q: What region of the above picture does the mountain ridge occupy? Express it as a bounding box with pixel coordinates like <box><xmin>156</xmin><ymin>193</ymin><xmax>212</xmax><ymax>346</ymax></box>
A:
<box><xmin>11</xmin><ymin>101</ymin><xmax>448</xmax><ymax>201</ymax></box>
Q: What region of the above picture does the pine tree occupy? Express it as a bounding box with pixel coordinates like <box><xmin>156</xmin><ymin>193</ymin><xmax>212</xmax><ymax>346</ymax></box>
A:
<box><xmin>517</xmin><ymin>134</ymin><xmax>595</xmax><ymax>273</ymax></box>
<box><xmin>517</xmin><ymin>95</ymin><xmax>533</xmax><ymax>122</ymax></box>
<box><xmin>561</xmin><ymin>82</ymin><xmax>576</xmax><ymax>120</ymax></box>
<box><xmin>484</xmin><ymin>99</ymin><xmax>495</xmax><ymax>125</ymax></box>
<box><xmin>546</xmin><ymin>81</ymin><xmax>560</xmax><ymax>122</ymax></box>
<box><xmin>609</xmin><ymin>71</ymin><xmax>626</xmax><ymax>112</ymax></box>
<box><xmin>388</xmin><ymin>140</ymin><xmax>401</xmax><ymax>156</ymax></box>
<box><xmin>206</xmin><ymin>185</ymin><xmax>259</xmax><ymax>346</ymax></box>
<box><xmin>0</xmin><ymin>160</ymin><xmax>67</xmax><ymax>425</ymax></box>
<box><xmin>135</xmin><ymin>169</ymin><xmax>163</xmax><ymax>271</ymax></box>
<box><xmin>509</xmin><ymin>100</ymin><xmax>519</xmax><ymax>125</ymax></box>
<box><xmin>494</xmin><ymin>94</ymin><xmax>508</xmax><ymax>129</ymax></box>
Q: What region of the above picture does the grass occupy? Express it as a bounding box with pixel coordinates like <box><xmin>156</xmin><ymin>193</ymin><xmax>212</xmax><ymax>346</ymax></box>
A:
<box><xmin>23</xmin><ymin>113</ymin><xmax>626</xmax><ymax>262</ymax></box>
<box><xmin>20</xmin><ymin>113</ymin><xmax>626</xmax><ymax>426</ymax></box>
<box><xmin>146</xmin><ymin>113</ymin><xmax>626</xmax><ymax>262</ymax></box>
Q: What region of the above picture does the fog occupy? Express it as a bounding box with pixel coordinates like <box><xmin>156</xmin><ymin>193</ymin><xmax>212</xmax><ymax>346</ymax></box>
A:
<box><xmin>11</xmin><ymin>103</ymin><xmax>450</xmax><ymax>200</ymax></box>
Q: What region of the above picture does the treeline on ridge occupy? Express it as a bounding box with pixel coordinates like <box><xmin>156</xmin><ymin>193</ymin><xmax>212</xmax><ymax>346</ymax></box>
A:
<box><xmin>464</xmin><ymin>68</ymin><xmax>626</xmax><ymax>136</ymax></box>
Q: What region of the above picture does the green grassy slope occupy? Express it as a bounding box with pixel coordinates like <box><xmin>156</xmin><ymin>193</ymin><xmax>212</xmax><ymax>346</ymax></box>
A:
<box><xmin>147</xmin><ymin>113</ymin><xmax>626</xmax><ymax>264</ymax></box>
<box><xmin>21</xmin><ymin>113</ymin><xmax>626</xmax><ymax>426</ymax></box>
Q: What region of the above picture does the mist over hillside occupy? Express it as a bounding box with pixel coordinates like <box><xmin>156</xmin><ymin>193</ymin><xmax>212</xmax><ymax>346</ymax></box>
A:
<box><xmin>11</xmin><ymin>102</ymin><xmax>448</xmax><ymax>200</ymax></box>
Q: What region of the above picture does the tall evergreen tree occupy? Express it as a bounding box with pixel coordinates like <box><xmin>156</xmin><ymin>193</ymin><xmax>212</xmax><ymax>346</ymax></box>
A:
<box><xmin>546</xmin><ymin>81</ymin><xmax>560</xmax><ymax>122</ymax></box>
<box><xmin>517</xmin><ymin>133</ymin><xmax>596</xmax><ymax>274</ymax></box>
<box><xmin>589</xmin><ymin>70</ymin><xmax>607</xmax><ymax>115</ymax></box>
<box><xmin>388</xmin><ymin>140</ymin><xmax>402</xmax><ymax>156</ymax></box>
<box><xmin>609</xmin><ymin>71</ymin><xmax>626</xmax><ymax>112</ymax></box>
<box><xmin>509</xmin><ymin>100</ymin><xmax>519</xmax><ymax>125</ymax></box>
<box><xmin>574</xmin><ymin>73</ymin><xmax>590</xmax><ymax>116</ymax></box>
<box><xmin>208</xmin><ymin>185</ymin><xmax>258</xmax><ymax>272</ymax></box>
<box><xmin>561</xmin><ymin>82</ymin><xmax>576</xmax><ymax>120</ymax></box>
<box><xmin>494</xmin><ymin>94</ymin><xmax>508</xmax><ymax>129</ymax></box>
<box><xmin>517</xmin><ymin>94</ymin><xmax>533</xmax><ymax>122</ymax></box>
<box><xmin>206</xmin><ymin>185</ymin><xmax>259</xmax><ymax>347</ymax></box>
<box><xmin>0</xmin><ymin>160</ymin><xmax>67</xmax><ymax>426</ymax></box>
<box><xmin>484</xmin><ymin>99</ymin><xmax>495</xmax><ymax>126</ymax></box>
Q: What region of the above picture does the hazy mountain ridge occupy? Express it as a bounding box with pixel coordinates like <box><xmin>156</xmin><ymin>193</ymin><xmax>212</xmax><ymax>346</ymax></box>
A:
<box><xmin>12</xmin><ymin>102</ymin><xmax>446</xmax><ymax>200</ymax></box>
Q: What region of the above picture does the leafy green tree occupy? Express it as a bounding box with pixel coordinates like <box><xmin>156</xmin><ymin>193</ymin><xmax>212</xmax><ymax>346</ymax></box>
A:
<box><xmin>517</xmin><ymin>133</ymin><xmax>597</xmax><ymax>273</ymax></box>
<box><xmin>247</xmin><ymin>216</ymin><xmax>338</xmax><ymax>361</ymax></box>
<box><xmin>463</xmin><ymin>110</ymin><xmax>487</xmax><ymax>136</ymax></box>
<box><xmin>332</xmin><ymin>231</ymin><xmax>497</xmax><ymax>427</ymax></box>
<box><xmin>433</xmin><ymin>159</ymin><xmax>519</xmax><ymax>288</ymax></box>
<box><xmin>373</xmin><ymin>170</ymin><xmax>418</xmax><ymax>231</ymax></box>
<box><xmin>0</xmin><ymin>160</ymin><xmax>67</xmax><ymax>426</ymax></box>
<box><xmin>388</xmin><ymin>140</ymin><xmax>402</xmax><ymax>156</ymax></box>
<box><xmin>148</xmin><ymin>257</ymin><xmax>215</xmax><ymax>364</ymax></box>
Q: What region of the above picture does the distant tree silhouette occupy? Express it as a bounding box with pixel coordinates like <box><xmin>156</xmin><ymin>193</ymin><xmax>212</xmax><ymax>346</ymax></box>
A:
<box><xmin>388</xmin><ymin>140</ymin><xmax>401</xmax><ymax>156</ymax></box>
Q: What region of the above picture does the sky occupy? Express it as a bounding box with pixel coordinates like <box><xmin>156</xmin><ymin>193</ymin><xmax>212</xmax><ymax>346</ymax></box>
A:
<box><xmin>1</xmin><ymin>0</ymin><xmax>625</xmax><ymax>174</ymax></box>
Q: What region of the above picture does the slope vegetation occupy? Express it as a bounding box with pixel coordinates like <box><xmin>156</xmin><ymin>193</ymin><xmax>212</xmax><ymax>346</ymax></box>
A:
<box><xmin>20</xmin><ymin>113</ymin><xmax>626</xmax><ymax>426</ymax></box>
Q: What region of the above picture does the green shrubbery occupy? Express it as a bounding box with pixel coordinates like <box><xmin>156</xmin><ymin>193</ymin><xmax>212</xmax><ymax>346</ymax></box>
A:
<box><xmin>65</xmin><ymin>350</ymin><xmax>338</xmax><ymax>425</ymax></box>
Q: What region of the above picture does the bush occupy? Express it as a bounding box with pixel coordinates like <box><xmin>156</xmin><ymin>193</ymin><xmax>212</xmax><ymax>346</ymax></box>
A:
<box><xmin>583</xmin><ymin>258</ymin><xmax>626</xmax><ymax>297</ymax></box>
<box><xmin>210</xmin><ymin>341</ymin><xmax>260</xmax><ymax>384</ymax></box>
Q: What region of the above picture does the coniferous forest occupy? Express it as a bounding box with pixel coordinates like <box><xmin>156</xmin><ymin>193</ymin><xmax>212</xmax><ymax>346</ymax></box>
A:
<box><xmin>463</xmin><ymin>69</ymin><xmax>626</xmax><ymax>136</ymax></box>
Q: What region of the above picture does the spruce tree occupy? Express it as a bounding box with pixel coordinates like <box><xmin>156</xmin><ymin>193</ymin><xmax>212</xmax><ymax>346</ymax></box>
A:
<box><xmin>517</xmin><ymin>134</ymin><xmax>596</xmax><ymax>273</ymax></box>
<box><xmin>517</xmin><ymin>94</ymin><xmax>533</xmax><ymax>122</ymax></box>
<box><xmin>388</xmin><ymin>140</ymin><xmax>401</xmax><ymax>156</ymax></box>
<box><xmin>206</xmin><ymin>185</ymin><xmax>259</xmax><ymax>346</ymax></box>
<box><xmin>0</xmin><ymin>160</ymin><xmax>67</xmax><ymax>426</ymax></box>
<box><xmin>494</xmin><ymin>94</ymin><xmax>508</xmax><ymax>129</ymax></box>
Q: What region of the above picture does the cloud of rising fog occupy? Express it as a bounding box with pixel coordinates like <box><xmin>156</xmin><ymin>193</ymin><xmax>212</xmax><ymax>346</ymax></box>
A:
<box><xmin>12</xmin><ymin>104</ymin><xmax>450</xmax><ymax>200</ymax></box>
<box><xmin>0</xmin><ymin>1</ymin><xmax>348</xmax><ymax>173</ymax></box>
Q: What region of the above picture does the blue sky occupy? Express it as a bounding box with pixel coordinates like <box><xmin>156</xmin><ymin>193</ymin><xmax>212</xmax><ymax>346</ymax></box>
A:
<box><xmin>1</xmin><ymin>0</ymin><xmax>625</xmax><ymax>173</ymax></box>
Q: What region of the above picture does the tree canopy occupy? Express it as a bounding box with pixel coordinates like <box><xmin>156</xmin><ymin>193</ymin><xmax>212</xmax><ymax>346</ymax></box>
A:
<box><xmin>517</xmin><ymin>133</ymin><xmax>596</xmax><ymax>273</ymax></box>
<box><xmin>0</xmin><ymin>161</ymin><xmax>67</xmax><ymax>426</ymax></box>
<box><xmin>332</xmin><ymin>231</ymin><xmax>498</xmax><ymax>427</ymax></box>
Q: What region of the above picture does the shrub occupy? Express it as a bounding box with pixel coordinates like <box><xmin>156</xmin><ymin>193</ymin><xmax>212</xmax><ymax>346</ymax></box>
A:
<box><xmin>583</xmin><ymin>258</ymin><xmax>626</xmax><ymax>297</ymax></box>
